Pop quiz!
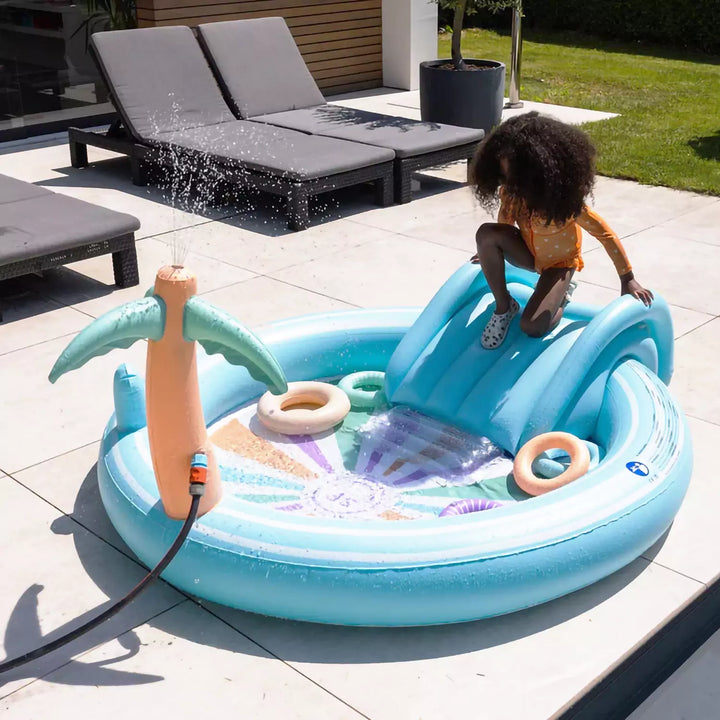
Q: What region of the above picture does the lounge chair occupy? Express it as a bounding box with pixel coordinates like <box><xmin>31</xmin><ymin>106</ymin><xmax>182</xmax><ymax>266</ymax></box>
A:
<box><xmin>195</xmin><ymin>17</ymin><xmax>485</xmax><ymax>203</ymax></box>
<box><xmin>67</xmin><ymin>26</ymin><xmax>395</xmax><ymax>231</ymax></box>
<box><xmin>0</xmin><ymin>173</ymin><xmax>139</xmax><ymax>319</ymax></box>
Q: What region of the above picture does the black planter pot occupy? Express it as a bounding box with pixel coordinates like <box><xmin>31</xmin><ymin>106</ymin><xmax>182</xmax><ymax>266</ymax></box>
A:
<box><xmin>419</xmin><ymin>59</ymin><xmax>505</xmax><ymax>133</ymax></box>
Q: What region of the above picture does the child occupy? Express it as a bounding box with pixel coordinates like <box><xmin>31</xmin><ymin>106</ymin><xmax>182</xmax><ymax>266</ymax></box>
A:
<box><xmin>468</xmin><ymin>112</ymin><xmax>653</xmax><ymax>350</ymax></box>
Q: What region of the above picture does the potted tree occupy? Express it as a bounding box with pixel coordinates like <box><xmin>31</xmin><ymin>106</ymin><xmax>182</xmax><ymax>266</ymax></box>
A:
<box><xmin>420</xmin><ymin>0</ymin><xmax>520</xmax><ymax>132</ymax></box>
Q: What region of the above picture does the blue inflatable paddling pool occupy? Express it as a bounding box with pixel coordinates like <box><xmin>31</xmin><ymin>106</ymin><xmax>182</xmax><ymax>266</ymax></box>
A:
<box><xmin>97</xmin><ymin>264</ymin><xmax>692</xmax><ymax>626</ymax></box>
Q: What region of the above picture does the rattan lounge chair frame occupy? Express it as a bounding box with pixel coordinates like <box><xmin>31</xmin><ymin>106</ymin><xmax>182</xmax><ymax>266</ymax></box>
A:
<box><xmin>0</xmin><ymin>232</ymin><xmax>138</xmax><ymax>288</ymax></box>
<box><xmin>69</xmin><ymin>121</ymin><xmax>394</xmax><ymax>232</ymax></box>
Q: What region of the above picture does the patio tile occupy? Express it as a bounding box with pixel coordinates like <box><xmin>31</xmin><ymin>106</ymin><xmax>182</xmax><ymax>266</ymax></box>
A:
<box><xmin>1</xmin><ymin>601</ymin><xmax>365</xmax><ymax>719</ymax></box>
<box><xmin>671</xmin><ymin>317</ymin><xmax>720</xmax><ymax>425</ymax></box>
<box><xmin>0</xmin><ymin>475</ymin><xmax>183</xmax><ymax>697</ymax></box>
<box><xmin>590</xmin><ymin>177</ymin><xmax>716</xmax><ymax>239</ymax></box>
<box><xmin>655</xmin><ymin>199</ymin><xmax>720</xmax><ymax>246</ymax></box>
<box><xmin>332</xmin><ymin>92</ymin><xmax>618</xmax><ymax>126</ymax></box>
<box><xmin>628</xmin><ymin>626</ymin><xmax>720</xmax><ymax>720</ymax></box>
<box><xmin>207</xmin><ymin>560</ymin><xmax>700</xmax><ymax>720</ymax></box>
<box><xmin>501</xmin><ymin>101</ymin><xmax>618</xmax><ymax>124</ymax></box>
<box><xmin>0</xmin><ymin>288</ymin><xmax>91</xmax><ymax>356</ymax></box>
<box><xmin>580</xmin><ymin>229</ymin><xmax>720</xmax><ymax>315</ymax></box>
<box><xmin>0</xmin><ymin>335</ymin><xmax>146</xmax><ymax>473</ymax></box>
<box><xmin>24</xmin><ymin>237</ymin><xmax>255</xmax><ymax>319</ymax></box>
<box><xmin>268</xmin><ymin>234</ymin><xmax>469</xmax><ymax>308</ymax></box>
<box><xmin>571</xmin><ymin>281</ymin><xmax>713</xmax><ymax>339</ymax></box>
<box><xmin>199</xmin><ymin>276</ymin><xmax>356</xmax><ymax>328</ymax></box>
<box><xmin>13</xmin><ymin>443</ymin><xmax>127</xmax><ymax>555</ymax></box>
<box><xmin>372</xmin><ymin>206</ymin><xmax>490</xmax><ymax>252</ymax></box>
<box><xmin>183</xmin><ymin>216</ymin><xmax>393</xmax><ymax>276</ymax></box>
<box><xmin>0</xmin><ymin>139</ymin><xmax>73</xmax><ymax>182</ymax></box>
<box><xmin>641</xmin><ymin>416</ymin><xmax>720</xmax><ymax>584</ymax></box>
<box><xmin>350</xmin><ymin>184</ymin><xmax>478</xmax><ymax>234</ymax></box>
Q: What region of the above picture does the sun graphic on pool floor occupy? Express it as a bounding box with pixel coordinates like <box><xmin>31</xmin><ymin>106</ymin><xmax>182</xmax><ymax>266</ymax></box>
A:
<box><xmin>208</xmin><ymin>403</ymin><xmax>521</xmax><ymax>521</ymax></box>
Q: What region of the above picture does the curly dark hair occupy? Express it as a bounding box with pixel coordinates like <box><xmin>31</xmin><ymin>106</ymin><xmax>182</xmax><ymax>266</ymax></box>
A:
<box><xmin>468</xmin><ymin>112</ymin><xmax>597</xmax><ymax>225</ymax></box>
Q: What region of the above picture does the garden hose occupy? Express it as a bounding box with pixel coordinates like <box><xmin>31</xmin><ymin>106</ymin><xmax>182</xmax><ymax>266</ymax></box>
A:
<box><xmin>0</xmin><ymin>454</ymin><xmax>208</xmax><ymax>674</ymax></box>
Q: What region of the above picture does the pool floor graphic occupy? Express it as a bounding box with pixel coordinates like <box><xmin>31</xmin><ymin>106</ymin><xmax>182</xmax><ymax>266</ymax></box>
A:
<box><xmin>209</xmin><ymin>404</ymin><xmax>516</xmax><ymax>520</ymax></box>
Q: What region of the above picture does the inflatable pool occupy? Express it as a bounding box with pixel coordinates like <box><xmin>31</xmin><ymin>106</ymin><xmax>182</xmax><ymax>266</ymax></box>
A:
<box><xmin>55</xmin><ymin>263</ymin><xmax>692</xmax><ymax>626</ymax></box>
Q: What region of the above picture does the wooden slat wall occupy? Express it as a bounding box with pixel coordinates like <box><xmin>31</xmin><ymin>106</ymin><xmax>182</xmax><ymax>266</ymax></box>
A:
<box><xmin>136</xmin><ymin>0</ymin><xmax>383</xmax><ymax>95</ymax></box>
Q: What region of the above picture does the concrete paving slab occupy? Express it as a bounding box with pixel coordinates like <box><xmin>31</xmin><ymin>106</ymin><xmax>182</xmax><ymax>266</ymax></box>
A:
<box><xmin>501</xmin><ymin>100</ymin><xmax>619</xmax><ymax>124</ymax></box>
<box><xmin>0</xmin><ymin>475</ymin><xmax>183</xmax><ymax>697</ymax></box>
<box><xmin>656</xmin><ymin>199</ymin><xmax>720</xmax><ymax>246</ymax></box>
<box><xmin>268</xmin><ymin>234</ymin><xmax>469</xmax><ymax>309</ymax></box>
<box><xmin>13</xmin><ymin>443</ymin><xmax>127</xmax><ymax>555</ymax></box>
<box><xmin>183</xmin><ymin>215</ymin><xmax>398</xmax><ymax>276</ymax></box>
<box><xmin>207</xmin><ymin>560</ymin><xmax>700</xmax><ymax>720</ymax></box>
<box><xmin>590</xmin><ymin>177</ymin><xmax>716</xmax><ymax>240</ymax></box>
<box><xmin>1</xmin><ymin>601</ymin><xmax>366</xmax><ymax>719</ymax></box>
<box><xmin>0</xmin><ymin>289</ymin><xmax>92</xmax><ymax>356</ymax></box>
<box><xmin>338</xmin><ymin>184</ymin><xmax>479</xmax><ymax>235</ymax></box>
<box><xmin>0</xmin><ymin>335</ymin><xmax>146</xmax><ymax>473</ymax></box>
<box><xmin>331</xmin><ymin>89</ymin><xmax>618</xmax><ymax>125</ymax></box>
<box><xmin>671</xmin><ymin>318</ymin><xmax>720</xmax><ymax>426</ymax></box>
<box><xmin>581</xmin><ymin>228</ymin><xmax>720</xmax><ymax>316</ymax></box>
<box><xmin>25</xmin><ymin>236</ymin><xmax>256</xmax><ymax>319</ymax></box>
<box><xmin>199</xmin><ymin>276</ymin><xmax>356</xmax><ymax>328</ymax></box>
<box><xmin>381</xmin><ymin>207</ymin><xmax>488</xmax><ymax>251</ymax></box>
<box><xmin>571</xmin><ymin>281</ymin><xmax>713</xmax><ymax>340</ymax></box>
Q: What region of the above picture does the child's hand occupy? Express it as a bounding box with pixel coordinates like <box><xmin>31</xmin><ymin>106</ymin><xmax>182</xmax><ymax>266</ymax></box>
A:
<box><xmin>621</xmin><ymin>275</ymin><xmax>654</xmax><ymax>306</ymax></box>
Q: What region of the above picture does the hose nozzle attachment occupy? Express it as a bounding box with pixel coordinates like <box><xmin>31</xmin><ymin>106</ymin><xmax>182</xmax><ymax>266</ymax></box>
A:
<box><xmin>189</xmin><ymin>453</ymin><xmax>207</xmax><ymax>496</ymax></box>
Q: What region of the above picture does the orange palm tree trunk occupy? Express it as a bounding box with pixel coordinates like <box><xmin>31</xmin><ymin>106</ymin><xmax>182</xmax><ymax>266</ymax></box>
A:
<box><xmin>146</xmin><ymin>265</ymin><xmax>222</xmax><ymax>519</ymax></box>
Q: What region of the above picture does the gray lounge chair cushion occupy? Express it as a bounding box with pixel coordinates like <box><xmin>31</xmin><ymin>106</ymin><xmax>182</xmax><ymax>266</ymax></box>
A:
<box><xmin>0</xmin><ymin>173</ymin><xmax>51</xmax><ymax>204</ymax></box>
<box><xmin>196</xmin><ymin>17</ymin><xmax>483</xmax><ymax>157</ymax></box>
<box><xmin>197</xmin><ymin>18</ymin><xmax>325</xmax><ymax>119</ymax></box>
<box><xmin>153</xmin><ymin>121</ymin><xmax>393</xmax><ymax>181</ymax></box>
<box><xmin>91</xmin><ymin>26</ymin><xmax>235</xmax><ymax>140</ymax></box>
<box><xmin>251</xmin><ymin>106</ymin><xmax>485</xmax><ymax>159</ymax></box>
<box><xmin>1</xmin><ymin>176</ymin><xmax>140</xmax><ymax>265</ymax></box>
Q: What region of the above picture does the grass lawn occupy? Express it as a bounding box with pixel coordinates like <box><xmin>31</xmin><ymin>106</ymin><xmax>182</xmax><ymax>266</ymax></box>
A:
<box><xmin>439</xmin><ymin>28</ymin><xmax>720</xmax><ymax>196</ymax></box>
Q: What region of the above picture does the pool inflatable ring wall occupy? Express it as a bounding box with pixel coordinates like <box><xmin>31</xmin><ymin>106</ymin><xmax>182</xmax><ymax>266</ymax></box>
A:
<box><xmin>257</xmin><ymin>380</ymin><xmax>350</xmax><ymax>434</ymax></box>
<box><xmin>338</xmin><ymin>371</ymin><xmax>385</xmax><ymax>410</ymax></box>
<box><xmin>513</xmin><ymin>431</ymin><xmax>591</xmax><ymax>496</ymax></box>
<box><xmin>97</xmin><ymin>265</ymin><xmax>692</xmax><ymax>626</ymax></box>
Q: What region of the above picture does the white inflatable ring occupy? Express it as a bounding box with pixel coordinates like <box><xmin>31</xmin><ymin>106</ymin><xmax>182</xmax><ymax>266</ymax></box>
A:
<box><xmin>257</xmin><ymin>381</ymin><xmax>351</xmax><ymax>435</ymax></box>
<box><xmin>513</xmin><ymin>431</ymin><xmax>591</xmax><ymax>496</ymax></box>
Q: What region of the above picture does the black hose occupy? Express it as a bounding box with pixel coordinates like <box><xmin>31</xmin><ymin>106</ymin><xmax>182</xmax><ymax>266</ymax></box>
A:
<box><xmin>0</xmin><ymin>492</ymin><xmax>201</xmax><ymax>674</ymax></box>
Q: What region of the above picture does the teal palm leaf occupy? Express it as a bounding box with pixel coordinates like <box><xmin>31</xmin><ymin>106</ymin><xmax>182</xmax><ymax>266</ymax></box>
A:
<box><xmin>49</xmin><ymin>296</ymin><xmax>166</xmax><ymax>383</ymax></box>
<box><xmin>183</xmin><ymin>296</ymin><xmax>287</xmax><ymax>394</ymax></box>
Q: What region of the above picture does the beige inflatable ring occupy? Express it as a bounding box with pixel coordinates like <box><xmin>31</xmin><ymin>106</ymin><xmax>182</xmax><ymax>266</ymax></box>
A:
<box><xmin>257</xmin><ymin>381</ymin><xmax>351</xmax><ymax>435</ymax></box>
<box><xmin>513</xmin><ymin>431</ymin><xmax>591</xmax><ymax>496</ymax></box>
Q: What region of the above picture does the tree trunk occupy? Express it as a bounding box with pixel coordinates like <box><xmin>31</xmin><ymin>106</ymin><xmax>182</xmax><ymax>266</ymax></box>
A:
<box><xmin>451</xmin><ymin>1</ymin><xmax>467</xmax><ymax>70</ymax></box>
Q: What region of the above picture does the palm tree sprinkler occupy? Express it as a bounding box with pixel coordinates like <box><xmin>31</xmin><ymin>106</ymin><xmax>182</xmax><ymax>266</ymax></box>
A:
<box><xmin>50</xmin><ymin>265</ymin><xmax>287</xmax><ymax>519</ymax></box>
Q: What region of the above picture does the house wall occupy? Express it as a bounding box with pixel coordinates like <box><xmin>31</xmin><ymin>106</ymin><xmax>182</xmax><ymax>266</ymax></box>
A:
<box><xmin>136</xmin><ymin>0</ymin><xmax>383</xmax><ymax>95</ymax></box>
<box><xmin>382</xmin><ymin>0</ymin><xmax>438</xmax><ymax>90</ymax></box>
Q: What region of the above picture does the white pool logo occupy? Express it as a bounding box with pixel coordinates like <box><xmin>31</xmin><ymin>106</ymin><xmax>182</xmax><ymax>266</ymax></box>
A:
<box><xmin>626</xmin><ymin>461</ymin><xmax>650</xmax><ymax>476</ymax></box>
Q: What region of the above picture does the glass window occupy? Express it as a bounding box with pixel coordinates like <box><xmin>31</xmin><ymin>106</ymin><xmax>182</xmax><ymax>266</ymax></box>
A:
<box><xmin>0</xmin><ymin>0</ymin><xmax>134</xmax><ymax>139</ymax></box>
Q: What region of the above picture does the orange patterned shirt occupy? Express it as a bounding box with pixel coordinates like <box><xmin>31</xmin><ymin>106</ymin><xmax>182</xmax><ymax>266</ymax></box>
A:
<box><xmin>498</xmin><ymin>191</ymin><xmax>632</xmax><ymax>275</ymax></box>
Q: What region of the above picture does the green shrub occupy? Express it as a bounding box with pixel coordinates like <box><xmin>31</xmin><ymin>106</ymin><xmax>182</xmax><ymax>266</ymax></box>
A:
<box><xmin>455</xmin><ymin>0</ymin><xmax>720</xmax><ymax>55</ymax></box>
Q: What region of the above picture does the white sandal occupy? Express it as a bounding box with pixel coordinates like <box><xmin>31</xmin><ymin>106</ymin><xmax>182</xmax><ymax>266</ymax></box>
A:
<box><xmin>561</xmin><ymin>280</ymin><xmax>578</xmax><ymax>309</ymax></box>
<box><xmin>482</xmin><ymin>297</ymin><xmax>520</xmax><ymax>350</ymax></box>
